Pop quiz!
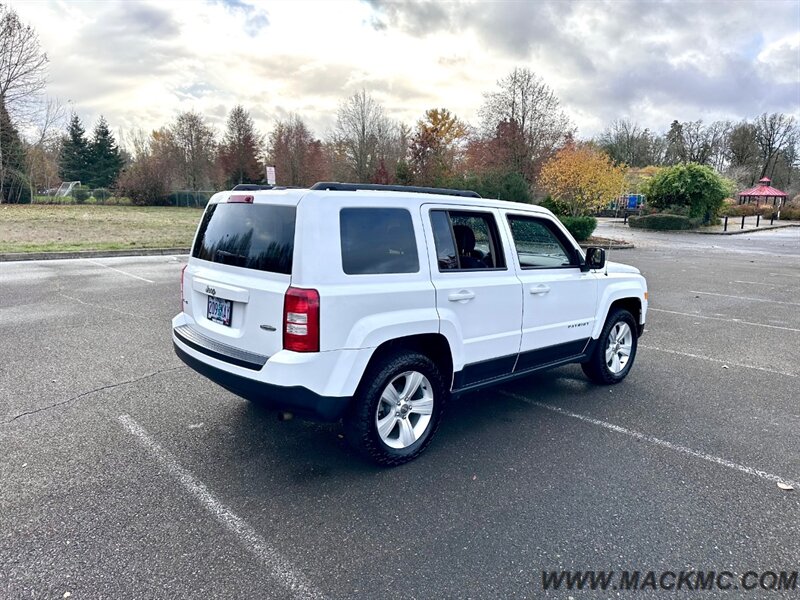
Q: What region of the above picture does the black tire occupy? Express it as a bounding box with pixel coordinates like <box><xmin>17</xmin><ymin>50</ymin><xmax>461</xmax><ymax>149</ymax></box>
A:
<box><xmin>344</xmin><ymin>351</ymin><xmax>447</xmax><ymax>466</ymax></box>
<box><xmin>581</xmin><ymin>309</ymin><xmax>639</xmax><ymax>384</ymax></box>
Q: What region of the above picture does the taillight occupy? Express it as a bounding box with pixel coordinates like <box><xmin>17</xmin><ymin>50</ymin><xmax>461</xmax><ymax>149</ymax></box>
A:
<box><xmin>180</xmin><ymin>264</ymin><xmax>188</xmax><ymax>312</ymax></box>
<box><xmin>228</xmin><ymin>194</ymin><xmax>254</xmax><ymax>203</ymax></box>
<box><xmin>283</xmin><ymin>287</ymin><xmax>320</xmax><ymax>352</ymax></box>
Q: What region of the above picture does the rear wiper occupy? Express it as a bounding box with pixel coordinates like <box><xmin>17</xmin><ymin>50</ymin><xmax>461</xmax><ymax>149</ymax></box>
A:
<box><xmin>215</xmin><ymin>249</ymin><xmax>248</xmax><ymax>261</ymax></box>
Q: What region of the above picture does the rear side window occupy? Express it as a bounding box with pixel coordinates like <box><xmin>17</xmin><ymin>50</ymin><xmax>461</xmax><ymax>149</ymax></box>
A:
<box><xmin>192</xmin><ymin>203</ymin><xmax>296</xmax><ymax>274</ymax></box>
<box><xmin>340</xmin><ymin>208</ymin><xmax>419</xmax><ymax>275</ymax></box>
<box><xmin>430</xmin><ymin>209</ymin><xmax>506</xmax><ymax>271</ymax></box>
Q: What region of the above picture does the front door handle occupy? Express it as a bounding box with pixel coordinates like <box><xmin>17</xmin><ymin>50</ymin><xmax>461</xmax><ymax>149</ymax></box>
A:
<box><xmin>448</xmin><ymin>290</ymin><xmax>475</xmax><ymax>302</ymax></box>
<box><xmin>530</xmin><ymin>284</ymin><xmax>551</xmax><ymax>295</ymax></box>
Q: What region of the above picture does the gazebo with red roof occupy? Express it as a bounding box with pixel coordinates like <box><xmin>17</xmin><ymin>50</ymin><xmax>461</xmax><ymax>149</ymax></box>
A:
<box><xmin>738</xmin><ymin>177</ymin><xmax>787</xmax><ymax>207</ymax></box>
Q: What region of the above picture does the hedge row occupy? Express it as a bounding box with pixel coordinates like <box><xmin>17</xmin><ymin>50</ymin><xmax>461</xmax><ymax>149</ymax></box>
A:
<box><xmin>779</xmin><ymin>207</ymin><xmax>800</xmax><ymax>220</ymax></box>
<box><xmin>720</xmin><ymin>203</ymin><xmax>777</xmax><ymax>217</ymax></box>
<box><xmin>628</xmin><ymin>214</ymin><xmax>701</xmax><ymax>230</ymax></box>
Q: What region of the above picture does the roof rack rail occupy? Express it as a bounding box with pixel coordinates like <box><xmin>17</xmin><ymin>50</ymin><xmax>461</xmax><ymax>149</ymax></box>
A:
<box><xmin>310</xmin><ymin>182</ymin><xmax>481</xmax><ymax>198</ymax></box>
<box><xmin>231</xmin><ymin>184</ymin><xmax>274</xmax><ymax>191</ymax></box>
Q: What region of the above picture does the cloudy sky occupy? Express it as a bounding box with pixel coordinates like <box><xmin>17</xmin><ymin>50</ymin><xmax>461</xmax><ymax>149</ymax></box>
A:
<box><xmin>13</xmin><ymin>0</ymin><xmax>800</xmax><ymax>143</ymax></box>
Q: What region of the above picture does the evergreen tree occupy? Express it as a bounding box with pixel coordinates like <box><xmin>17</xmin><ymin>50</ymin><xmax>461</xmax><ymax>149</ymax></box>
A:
<box><xmin>664</xmin><ymin>120</ymin><xmax>686</xmax><ymax>165</ymax></box>
<box><xmin>89</xmin><ymin>116</ymin><xmax>123</xmax><ymax>188</ymax></box>
<box><xmin>59</xmin><ymin>113</ymin><xmax>90</xmax><ymax>184</ymax></box>
<box><xmin>219</xmin><ymin>105</ymin><xmax>263</xmax><ymax>186</ymax></box>
<box><xmin>0</xmin><ymin>97</ymin><xmax>30</xmax><ymax>203</ymax></box>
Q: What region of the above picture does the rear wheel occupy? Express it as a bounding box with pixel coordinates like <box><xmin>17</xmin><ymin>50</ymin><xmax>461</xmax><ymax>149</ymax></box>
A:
<box><xmin>581</xmin><ymin>309</ymin><xmax>638</xmax><ymax>384</ymax></box>
<box><xmin>344</xmin><ymin>352</ymin><xmax>446</xmax><ymax>466</ymax></box>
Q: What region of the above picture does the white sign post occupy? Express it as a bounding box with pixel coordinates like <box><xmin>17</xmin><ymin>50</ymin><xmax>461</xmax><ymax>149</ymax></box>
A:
<box><xmin>266</xmin><ymin>166</ymin><xmax>276</xmax><ymax>186</ymax></box>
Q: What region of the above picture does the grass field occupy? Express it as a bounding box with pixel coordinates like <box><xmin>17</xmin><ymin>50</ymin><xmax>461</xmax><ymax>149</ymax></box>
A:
<box><xmin>0</xmin><ymin>205</ymin><xmax>203</xmax><ymax>253</ymax></box>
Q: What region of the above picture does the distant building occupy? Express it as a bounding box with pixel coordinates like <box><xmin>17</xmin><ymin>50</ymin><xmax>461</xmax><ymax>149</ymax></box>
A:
<box><xmin>738</xmin><ymin>178</ymin><xmax>787</xmax><ymax>207</ymax></box>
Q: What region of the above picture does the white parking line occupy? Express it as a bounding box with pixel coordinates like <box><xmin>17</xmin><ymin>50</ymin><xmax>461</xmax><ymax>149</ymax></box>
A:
<box><xmin>689</xmin><ymin>290</ymin><xmax>800</xmax><ymax>306</ymax></box>
<box><xmin>649</xmin><ymin>308</ymin><xmax>800</xmax><ymax>333</ymax></box>
<box><xmin>499</xmin><ymin>392</ymin><xmax>800</xmax><ymax>489</ymax></box>
<box><xmin>88</xmin><ymin>259</ymin><xmax>154</xmax><ymax>283</ymax></box>
<box><xmin>640</xmin><ymin>344</ymin><xmax>796</xmax><ymax>378</ymax></box>
<box><xmin>732</xmin><ymin>280</ymin><xmax>777</xmax><ymax>287</ymax></box>
<box><xmin>117</xmin><ymin>415</ymin><xmax>324</xmax><ymax>600</ymax></box>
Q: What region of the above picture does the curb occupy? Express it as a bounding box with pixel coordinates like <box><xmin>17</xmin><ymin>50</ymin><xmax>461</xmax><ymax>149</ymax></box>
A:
<box><xmin>682</xmin><ymin>223</ymin><xmax>800</xmax><ymax>236</ymax></box>
<box><xmin>579</xmin><ymin>241</ymin><xmax>635</xmax><ymax>250</ymax></box>
<box><xmin>0</xmin><ymin>247</ymin><xmax>191</xmax><ymax>262</ymax></box>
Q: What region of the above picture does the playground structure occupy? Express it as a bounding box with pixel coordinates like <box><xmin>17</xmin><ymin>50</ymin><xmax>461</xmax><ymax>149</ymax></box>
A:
<box><xmin>606</xmin><ymin>193</ymin><xmax>646</xmax><ymax>217</ymax></box>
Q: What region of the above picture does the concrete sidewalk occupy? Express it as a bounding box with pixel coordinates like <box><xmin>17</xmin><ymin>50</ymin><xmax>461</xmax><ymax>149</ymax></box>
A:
<box><xmin>597</xmin><ymin>216</ymin><xmax>799</xmax><ymax>236</ymax></box>
<box><xmin>692</xmin><ymin>215</ymin><xmax>799</xmax><ymax>235</ymax></box>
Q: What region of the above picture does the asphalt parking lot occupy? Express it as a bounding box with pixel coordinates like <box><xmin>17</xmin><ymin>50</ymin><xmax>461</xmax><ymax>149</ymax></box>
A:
<box><xmin>1</xmin><ymin>225</ymin><xmax>799</xmax><ymax>599</ymax></box>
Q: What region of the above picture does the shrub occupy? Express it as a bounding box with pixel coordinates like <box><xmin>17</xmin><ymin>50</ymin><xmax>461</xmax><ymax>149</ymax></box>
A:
<box><xmin>719</xmin><ymin>203</ymin><xmax>775</xmax><ymax>217</ymax></box>
<box><xmin>778</xmin><ymin>207</ymin><xmax>800</xmax><ymax>220</ymax></box>
<box><xmin>559</xmin><ymin>216</ymin><xmax>597</xmax><ymax>241</ymax></box>
<box><xmin>117</xmin><ymin>160</ymin><xmax>171</xmax><ymax>206</ymax></box>
<box><xmin>643</xmin><ymin>163</ymin><xmax>732</xmax><ymax>223</ymax></box>
<box><xmin>92</xmin><ymin>188</ymin><xmax>112</xmax><ymax>202</ymax></box>
<box><xmin>628</xmin><ymin>214</ymin><xmax>700</xmax><ymax>230</ymax></box>
<box><xmin>71</xmin><ymin>185</ymin><xmax>90</xmax><ymax>203</ymax></box>
<box><xmin>660</xmin><ymin>204</ymin><xmax>691</xmax><ymax>217</ymax></box>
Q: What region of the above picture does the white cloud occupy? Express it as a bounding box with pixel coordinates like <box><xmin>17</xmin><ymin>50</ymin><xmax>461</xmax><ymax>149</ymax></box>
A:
<box><xmin>11</xmin><ymin>0</ymin><xmax>800</xmax><ymax>144</ymax></box>
<box><xmin>758</xmin><ymin>33</ymin><xmax>800</xmax><ymax>84</ymax></box>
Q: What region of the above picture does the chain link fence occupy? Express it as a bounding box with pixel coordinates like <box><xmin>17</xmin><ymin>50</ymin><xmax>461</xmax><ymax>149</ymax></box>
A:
<box><xmin>34</xmin><ymin>187</ymin><xmax>217</xmax><ymax>207</ymax></box>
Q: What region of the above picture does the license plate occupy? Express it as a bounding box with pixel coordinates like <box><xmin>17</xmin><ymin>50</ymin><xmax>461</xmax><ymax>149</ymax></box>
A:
<box><xmin>207</xmin><ymin>296</ymin><xmax>232</xmax><ymax>326</ymax></box>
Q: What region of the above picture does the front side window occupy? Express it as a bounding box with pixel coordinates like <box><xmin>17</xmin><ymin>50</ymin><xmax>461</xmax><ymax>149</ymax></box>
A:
<box><xmin>340</xmin><ymin>208</ymin><xmax>419</xmax><ymax>275</ymax></box>
<box><xmin>507</xmin><ymin>215</ymin><xmax>575</xmax><ymax>268</ymax></box>
<box><xmin>192</xmin><ymin>203</ymin><xmax>296</xmax><ymax>274</ymax></box>
<box><xmin>430</xmin><ymin>210</ymin><xmax>506</xmax><ymax>271</ymax></box>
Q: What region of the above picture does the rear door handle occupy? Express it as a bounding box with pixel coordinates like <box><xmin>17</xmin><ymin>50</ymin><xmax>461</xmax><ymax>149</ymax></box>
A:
<box><xmin>448</xmin><ymin>290</ymin><xmax>475</xmax><ymax>302</ymax></box>
<box><xmin>530</xmin><ymin>284</ymin><xmax>551</xmax><ymax>295</ymax></box>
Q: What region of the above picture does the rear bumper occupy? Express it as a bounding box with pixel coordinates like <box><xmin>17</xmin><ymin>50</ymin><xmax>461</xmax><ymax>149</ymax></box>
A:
<box><xmin>174</xmin><ymin>342</ymin><xmax>350</xmax><ymax>421</ymax></box>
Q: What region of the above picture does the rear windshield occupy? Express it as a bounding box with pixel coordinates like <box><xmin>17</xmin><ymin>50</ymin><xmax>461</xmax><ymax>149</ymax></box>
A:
<box><xmin>192</xmin><ymin>203</ymin><xmax>296</xmax><ymax>274</ymax></box>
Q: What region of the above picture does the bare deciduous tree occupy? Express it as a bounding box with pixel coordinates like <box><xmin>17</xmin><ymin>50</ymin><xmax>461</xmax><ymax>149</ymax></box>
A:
<box><xmin>23</xmin><ymin>97</ymin><xmax>66</xmax><ymax>196</ymax></box>
<box><xmin>0</xmin><ymin>3</ymin><xmax>48</xmax><ymax>201</ymax></box>
<box><xmin>598</xmin><ymin>119</ymin><xmax>666</xmax><ymax>168</ymax></box>
<box><xmin>170</xmin><ymin>110</ymin><xmax>217</xmax><ymax>190</ymax></box>
<box><xmin>268</xmin><ymin>114</ymin><xmax>329</xmax><ymax>187</ymax></box>
<box><xmin>478</xmin><ymin>67</ymin><xmax>573</xmax><ymax>181</ymax></box>
<box><xmin>0</xmin><ymin>3</ymin><xmax>48</xmax><ymax>117</ymax></box>
<box><xmin>723</xmin><ymin>121</ymin><xmax>759</xmax><ymax>186</ymax></box>
<box><xmin>755</xmin><ymin>112</ymin><xmax>797</xmax><ymax>180</ymax></box>
<box><xmin>329</xmin><ymin>89</ymin><xmax>395</xmax><ymax>183</ymax></box>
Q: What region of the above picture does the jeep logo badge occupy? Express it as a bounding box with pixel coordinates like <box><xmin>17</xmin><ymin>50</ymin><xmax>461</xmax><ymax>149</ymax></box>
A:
<box><xmin>206</xmin><ymin>286</ymin><xmax>216</xmax><ymax>296</ymax></box>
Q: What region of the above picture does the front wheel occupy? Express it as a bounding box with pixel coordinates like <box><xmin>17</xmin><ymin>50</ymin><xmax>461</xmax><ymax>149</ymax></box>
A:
<box><xmin>581</xmin><ymin>309</ymin><xmax>638</xmax><ymax>384</ymax></box>
<box><xmin>344</xmin><ymin>352</ymin><xmax>446</xmax><ymax>466</ymax></box>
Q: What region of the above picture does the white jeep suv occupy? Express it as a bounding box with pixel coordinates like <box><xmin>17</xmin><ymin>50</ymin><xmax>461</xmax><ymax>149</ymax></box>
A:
<box><xmin>173</xmin><ymin>183</ymin><xmax>648</xmax><ymax>465</ymax></box>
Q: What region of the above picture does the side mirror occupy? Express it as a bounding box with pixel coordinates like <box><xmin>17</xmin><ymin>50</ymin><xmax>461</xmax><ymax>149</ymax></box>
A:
<box><xmin>585</xmin><ymin>247</ymin><xmax>606</xmax><ymax>270</ymax></box>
